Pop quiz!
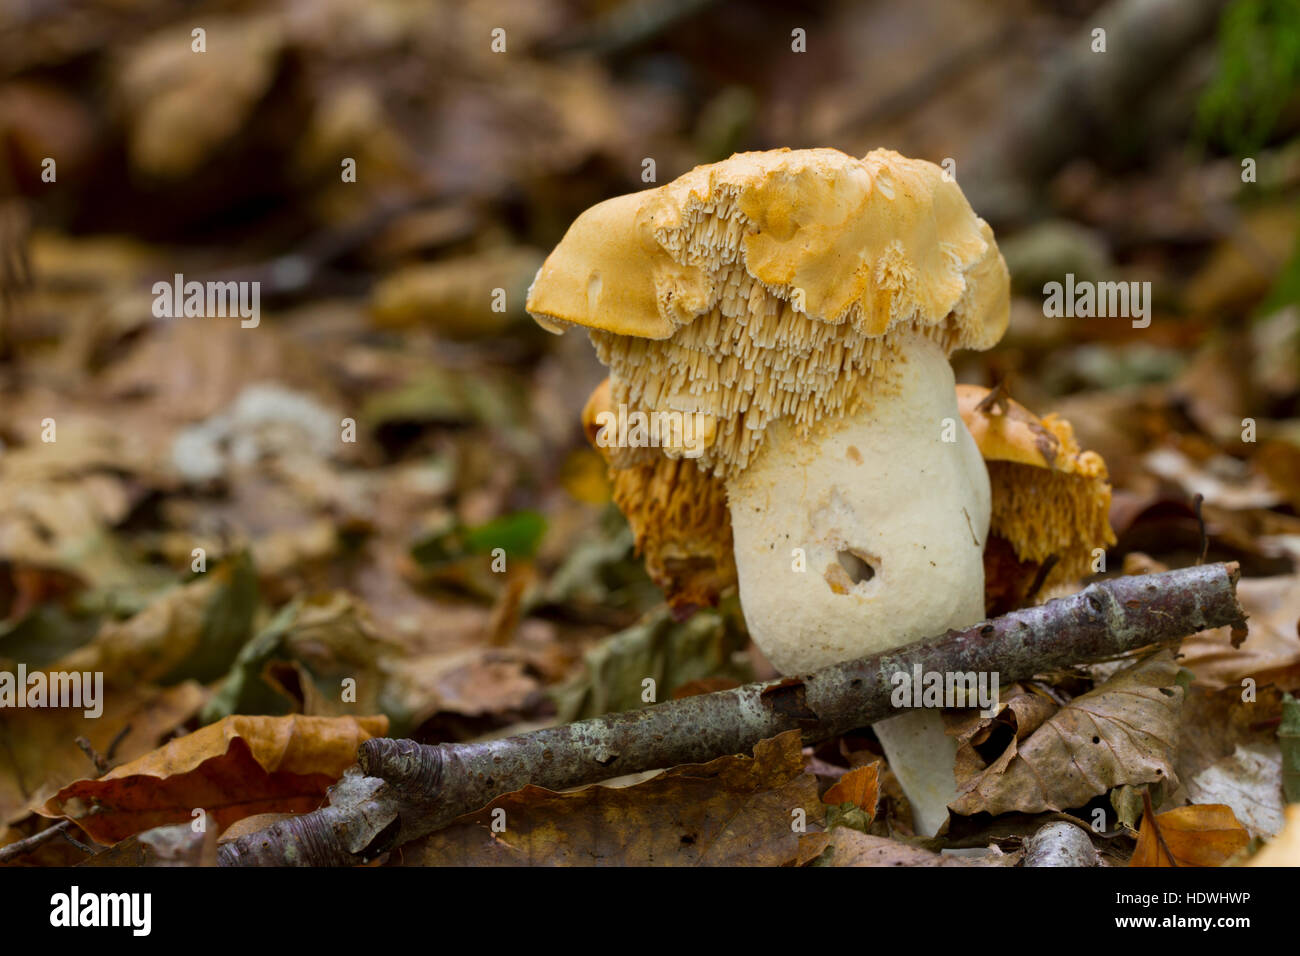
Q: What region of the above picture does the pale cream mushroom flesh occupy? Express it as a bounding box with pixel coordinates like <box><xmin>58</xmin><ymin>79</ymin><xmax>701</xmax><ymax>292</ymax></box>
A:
<box><xmin>527</xmin><ymin>148</ymin><xmax>1011</xmax><ymax>836</ymax></box>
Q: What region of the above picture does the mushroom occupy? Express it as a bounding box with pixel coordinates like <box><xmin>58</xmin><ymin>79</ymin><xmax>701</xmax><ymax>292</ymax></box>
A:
<box><xmin>582</xmin><ymin>378</ymin><xmax>736</xmax><ymax>616</ymax></box>
<box><xmin>528</xmin><ymin>147</ymin><xmax>1010</xmax><ymax>835</ymax></box>
<box><xmin>957</xmin><ymin>384</ymin><xmax>1117</xmax><ymax>613</ymax></box>
<box><xmin>583</xmin><ymin>376</ymin><xmax>1116</xmax><ymax>618</ymax></box>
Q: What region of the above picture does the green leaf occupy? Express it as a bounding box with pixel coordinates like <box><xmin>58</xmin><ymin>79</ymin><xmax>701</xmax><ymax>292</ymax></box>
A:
<box><xmin>1197</xmin><ymin>0</ymin><xmax>1300</xmax><ymax>154</ymax></box>
<box><xmin>826</xmin><ymin>803</ymin><xmax>874</xmax><ymax>834</ymax></box>
<box><xmin>410</xmin><ymin>510</ymin><xmax>547</xmax><ymax>568</ymax></box>
<box><xmin>199</xmin><ymin>598</ymin><xmax>303</xmax><ymax>724</ymax></box>
<box><xmin>159</xmin><ymin>551</ymin><xmax>259</xmax><ymax>685</ymax></box>
<box><xmin>551</xmin><ymin>599</ymin><xmax>752</xmax><ymax>723</ymax></box>
<box><xmin>0</xmin><ymin>604</ymin><xmax>101</xmax><ymax>670</ymax></box>
<box><xmin>463</xmin><ymin>510</ymin><xmax>546</xmax><ymax>557</ymax></box>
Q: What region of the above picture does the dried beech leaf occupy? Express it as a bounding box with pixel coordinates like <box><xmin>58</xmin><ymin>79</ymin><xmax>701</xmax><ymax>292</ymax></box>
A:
<box><xmin>391</xmin><ymin>730</ymin><xmax>820</xmax><ymax>866</ymax></box>
<box><xmin>1129</xmin><ymin>803</ymin><xmax>1250</xmax><ymax>867</ymax></box>
<box><xmin>40</xmin><ymin>714</ymin><xmax>386</xmax><ymax>844</ymax></box>
<box><xmin>950</xmin><ymin>682</ymin><xmax>1059</xmax><ymax>782</ymax></box>
<box><xmin>0</xmin><ymin>681</ymin><xmax>205</xmax><ymax>828</ymax></box>
<box><xmin>950</xmin><ymin>651</ymin><xmax>1182</xmax><ymax>817</ymax></box>
<box><xmin>823</xmin><ymin>763</ymin><xmax>880</xmax><ymax>812</ymax></box>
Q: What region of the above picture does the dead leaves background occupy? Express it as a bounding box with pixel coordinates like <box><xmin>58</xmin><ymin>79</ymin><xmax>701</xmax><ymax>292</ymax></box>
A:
<box><xmin>2</xmin><ymin>0</ymin><xmax>1300</xmax><ymax>866</ymax></box>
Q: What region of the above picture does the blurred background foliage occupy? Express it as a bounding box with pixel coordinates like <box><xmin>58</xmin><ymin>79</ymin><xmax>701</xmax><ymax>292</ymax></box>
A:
<box><xmin>1</xmin><ymin>0</ymin><xmax>1299</xmax><ymax>858</ymax></box>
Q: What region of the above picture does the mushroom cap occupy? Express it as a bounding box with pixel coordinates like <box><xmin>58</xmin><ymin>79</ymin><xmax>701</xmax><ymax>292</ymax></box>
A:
<box><xmin>956</xmin><ymin>384</ymin><xmax>1104</xmax><ymax>475</ymax></box>
<box><xmin>528</xmin><ymin>147</ymin><xmax>1008</xmax><ymax>343</ymax></box>
<box><xmin>529</xmin><ymin>147</ymin><xmax>1010</xmax><ymax>476</ymax></box>
<box><xmin>956</xmin><ymin>384</ymin><xmax>1117</xmax><ymax>587</ymax></box>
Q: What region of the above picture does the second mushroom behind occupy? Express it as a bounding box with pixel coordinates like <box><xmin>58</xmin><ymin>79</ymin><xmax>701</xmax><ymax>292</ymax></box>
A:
<box><xmin>528</xmin><ymin>147</ymin><xmax>1012</xmax><ymax>836</ymax></box>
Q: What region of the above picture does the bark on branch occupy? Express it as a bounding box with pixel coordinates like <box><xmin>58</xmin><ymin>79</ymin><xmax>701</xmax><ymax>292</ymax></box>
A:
<box><xmin>218</xmin><ymin>562</ymin><xmax>1246</xmax><ymax>866</ymax></box>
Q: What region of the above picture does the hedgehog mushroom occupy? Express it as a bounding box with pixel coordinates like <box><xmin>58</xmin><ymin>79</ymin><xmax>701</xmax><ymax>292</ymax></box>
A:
<box><xmin>957</xmin><ymin>384</ymin><xmax>1117</xmax><ymax>613</ymax></box>
<box><xmin>528</xmin><ymin>148</ymin><xmax>1010</xmax><ymax>835</ymax></box>
<box><xmin>581</xmin><ymin>379</ymin><xmax>736</xmax><ymax>615</ymax></box>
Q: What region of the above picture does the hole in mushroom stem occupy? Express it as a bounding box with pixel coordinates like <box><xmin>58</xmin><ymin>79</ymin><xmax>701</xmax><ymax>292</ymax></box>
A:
<box><xmin>836</xmin><ymin>549</ymin><xmax>875</xmax><ymax>584</ymax></box>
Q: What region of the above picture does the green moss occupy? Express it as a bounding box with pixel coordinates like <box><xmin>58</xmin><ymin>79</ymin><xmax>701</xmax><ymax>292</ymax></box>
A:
<box><xmin>1197</xmin><ymin>0</ymin><xmax>1300</xmax><ymax>154</ymax></box>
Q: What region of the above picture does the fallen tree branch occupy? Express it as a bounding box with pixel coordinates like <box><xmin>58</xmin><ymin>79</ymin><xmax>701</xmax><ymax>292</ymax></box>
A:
<box><xmin>218</xmin><ymin>562</ymin><xmax>1246</xmax><ymax>866</ymax></box>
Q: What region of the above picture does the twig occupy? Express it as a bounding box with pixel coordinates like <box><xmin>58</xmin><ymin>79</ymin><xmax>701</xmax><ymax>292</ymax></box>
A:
<box><xmin>0</xmin><ymin>820</ymin><xmax>71</xmax><ymax>863</ymax></box>
<box><xmin>58</xmin><ymin>828</ymin><xmax>97</xmax><ymax>855</ymax></box>
<box><xmin>75</xmin><ymin>736</ymin><xmax>109</xmax><ymax>776</ymax></box>
<box><xmin>219</xmin><ymin>562</ymin><xmax>1245</xmax><ymax>867</ymax></box>
<box><xmin>974</xmin><ymin>377</ymin><xmax>1012</xmax><ymax>415</ymax></box>
<box><xmin>105</xmin><ymin>724</ymin><xmax>132</xmax><ymax>763</ymax></box>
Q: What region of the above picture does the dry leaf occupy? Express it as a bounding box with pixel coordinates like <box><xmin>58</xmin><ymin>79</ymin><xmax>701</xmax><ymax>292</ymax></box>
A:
<box><xmin>1176</xmin><ymin>685</ymin><xmax>1287</xmax><ymax>839</ymax></box>
<box><xmin>823</xmin><ymin>763</ymin><xmax>880</xmax><ymax>812</ymax></box>
<box><xmin>949</xmin><ymin>682</ymin><xmax>1058</xmax><ymax>782</ymax></box>
<box><xmin>117</xmin><ymin>16</ymin><xmax>283</xmax><ymax>178</ymax></box>
<box><xmin>369</xmin><ymin>248</ymin><xmax>544</xmax><ymax>339</ymax></box>
<box><xmin>391</xmin><ymin>730</ymin><xmax>821</xmax><ymax>866</ymax></box>
<box><xmin>51</xmin><ymin>553</ymin><xmax>257</xmax><ymax>686</ymax></box>
<box><xmin>81</xmin><ymin>821</ymin><xmax>220</xmax><ymax>867</ymax></box>
<box><xmin>0</xmin><ymin>681</ymin><xmax>205</xmax><ymax>829</ymax></box>
<box><xmin>40</xmin><ymin>714</ymin><xmax>386</xmax><ymax>844</ymax></box>
<box><xmin>1180</xmin><ymin>576</ymin><xmax>1300</xmax><ymax>690</ymax></box>
<box><xmin>950</xmin><ymin>651</ymin><xmax>1182</xmax><ymax>817</ymax></box>
<box><xmin>1185</xmin><ymin>746</ymin><xmax>1284</xmax><ymax>839</ymax></box>
<box><xmin>205</xmin><ymin>591</ymin><xmax>540</xmax><ymax>736</ymax></box>
<box><xmin>1129</xmin><ymin>804</ymin><xmax>1251</xmax><ymax>867</ymax></box>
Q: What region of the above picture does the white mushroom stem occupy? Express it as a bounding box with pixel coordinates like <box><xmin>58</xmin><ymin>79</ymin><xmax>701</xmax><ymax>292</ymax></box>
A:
<box><xmin>724</xmin><ymin>336</ymin><xmax>991</xmax><ymax>836</ymax></box>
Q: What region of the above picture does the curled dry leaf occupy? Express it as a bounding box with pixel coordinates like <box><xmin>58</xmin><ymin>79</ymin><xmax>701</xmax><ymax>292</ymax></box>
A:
<box><xmin>1129</xmin><ymin>804</ymin><xmax>1251</xmax><ymax>867</ymax></box>
<box><xmin>0</xmin><ymin>681</ymin><xmax>206</xmax><ymax>831</ymax></box>
<box><xmin>390</xmin><ymin>730</ymin><xmax>820</xmax><ymax>866</ymax></box>
<box><xmin>823</xmin><ymin>762</ymin><xmax>880</xmax><ymax>832</ymax></box>
<box><xmin>949</xmin><ymin>651</ymin><xmax>1183</xmax><ymax>817</ymax></box>
<box><xmin>823</xmin><ymin>763</ymin><xmax>880</xmax><ymax>812</ymax></box>
<box><xmin>948</xmin><ymin>682</ymin><xmax>1058</xmax><ymax>783</ymax></box>
<box><xmin>39</xmin><ymin>714</ymin><xmax>387</xmax><ymax>844</ymax></box>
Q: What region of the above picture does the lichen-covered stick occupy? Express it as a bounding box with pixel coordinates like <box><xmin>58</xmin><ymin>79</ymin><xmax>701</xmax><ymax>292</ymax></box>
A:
<box><xmin>219</xmin><ymin>562</ymin><xmax>1246</xmax><ymax>866</ymax></box>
